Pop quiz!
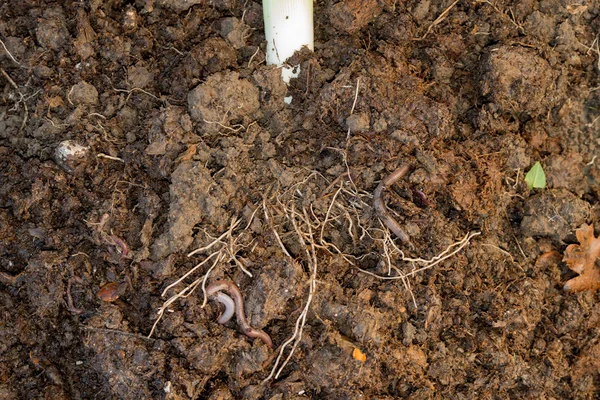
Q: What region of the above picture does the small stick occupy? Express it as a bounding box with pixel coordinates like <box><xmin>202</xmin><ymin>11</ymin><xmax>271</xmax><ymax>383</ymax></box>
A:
<box><xmin>0</xmin><ymin>68</ymin><xmax>18</xmax><ymax>89</ymax></box>
<box><xmin>97</xmin><ymin>153</ymin><xmax>124</xmax><ymax>162</ymax></box>
<box><xmin>373</xmin><ymin>165</ymin><xmax>411</xmax><ymax>243</ymax></box>
<box><xmin>0</xmin><ymin>38</ymin><xmax>25</xmax><ymax>67</ymax></box>
<box><xmin>0</xmin><ymin>271</ymin><xmax>25</xmax><ymax>286</ymax></box>
<box><xmin>415</xmin><ymin>0</ymin><xmax>461</xmax><ymax>40</ymax></box>
<box><xmin>206</xmin><ymin>280</ymin><xmax>273</xmax><ymax>348</ymax></box>
<box><xmin>346</xmin><ymin>78</ymin><xmax>361</xmax><ymax>139</ymax></box>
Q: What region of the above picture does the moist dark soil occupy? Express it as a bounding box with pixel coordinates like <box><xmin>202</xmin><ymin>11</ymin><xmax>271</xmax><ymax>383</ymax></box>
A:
<box><xmin>2</xmin><ymin>0</ymin><xmax>600</xmax><ymax>399</ymax></box>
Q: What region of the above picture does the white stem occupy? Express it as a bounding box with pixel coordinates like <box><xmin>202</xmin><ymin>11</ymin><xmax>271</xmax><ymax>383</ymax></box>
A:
<box><xmin>263</xmin><ymin>0</ymin><xmax>313</xmax><ymax>83</ymax></box>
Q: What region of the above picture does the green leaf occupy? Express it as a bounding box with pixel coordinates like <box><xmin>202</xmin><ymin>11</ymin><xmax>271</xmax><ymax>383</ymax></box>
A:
<box><xmin>525</xmin><ymin>161</ymin><xmax>546</xmax><ymax>190</ymax></box>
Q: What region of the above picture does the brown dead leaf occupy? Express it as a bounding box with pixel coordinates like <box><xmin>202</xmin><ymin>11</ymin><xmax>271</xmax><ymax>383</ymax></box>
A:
<box><xmin>563</xmin><ymin>224</ymin><xmax>600</xmax><ymax>292</ymax></box>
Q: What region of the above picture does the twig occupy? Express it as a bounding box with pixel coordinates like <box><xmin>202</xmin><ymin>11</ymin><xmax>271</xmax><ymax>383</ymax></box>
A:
<box><xmin>0</xmin><ymin>38</ymin><xmax>25</xmax><ymax>68</ymax></box>
<box><xmin>0</xmin><ymin>68</ymin><xmax>18</xmax><ymax>89</ymax></box>
<box><xmin>248</xmin><ymin>46</ymin><xmax>261</xmax><ymax>68</ymax></box>
<box><xmin>0</xmin><ymin>271</ymin><xmax>25</xmax><ymax>286</ymax></box>
<box><xmin>97</xmin><ymin>153</ymin><xmax>124</xmax><ymax>162</ymax></box>
<box><xmin>415</xmin><ymin>0</ymin><xmax>460</xmax><ymax>40</ymax></box>
<box><xmin>346</xmin><ymin>78</ymin><xmax>361</xmax><ymax>139</ymax></box>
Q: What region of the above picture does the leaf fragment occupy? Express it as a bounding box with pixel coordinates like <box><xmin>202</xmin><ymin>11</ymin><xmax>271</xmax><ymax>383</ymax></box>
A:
<box><xmin>563</xmin><ymin>224</ymin><xmax>600</xmax><ymax>292</ymax></box>
<box><xmin>524</xmin><ymin>161</ymin><xmax>546</xmax><ymax>190</ymax></box>
<box><xmin>352</xmin><ymin>348</ymin><xmax>366</xmax><ymax>362</ymax></box>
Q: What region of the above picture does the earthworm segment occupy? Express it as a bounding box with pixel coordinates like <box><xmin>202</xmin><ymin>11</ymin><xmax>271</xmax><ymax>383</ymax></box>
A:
<box><xmin>206</xmin><ymin>280</ymin><xmax>273</xmax><ymax>348</ymax></box>
<box><xmin>373</xmin><ymin>165</ymin><xmax>411</xmax><ymax>243</ymax></box>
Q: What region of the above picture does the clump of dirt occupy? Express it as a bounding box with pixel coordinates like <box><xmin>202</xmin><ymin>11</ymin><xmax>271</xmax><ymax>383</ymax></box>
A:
<box><xmin>1</xmin><ymin>0</ymin><xmax>600</xmax><ymax>399</ymax></box>
<box><xmin>480</xmin><ymin>45</ymin><xmax>555</xmax><ymax>119</ymax></box>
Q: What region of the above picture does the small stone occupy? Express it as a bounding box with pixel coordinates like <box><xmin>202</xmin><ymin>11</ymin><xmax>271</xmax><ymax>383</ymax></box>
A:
<box><xmin>69</xmin><ymin>81</ymin><xmax>98</xmax><ymax>106</ymax></box>
<box><xmin>54</xmin><ymin>140</ymin><xmax>89</xmax><ymax>172</ymax></box>
<box><xmin>123</xmin><ymin>6</ymin><xmax>139</xmax><ymax>32</ymax></box>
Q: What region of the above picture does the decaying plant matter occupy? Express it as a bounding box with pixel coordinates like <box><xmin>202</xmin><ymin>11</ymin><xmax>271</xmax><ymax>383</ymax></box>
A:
<box><xmin>563</xmin><ymin>224</ymin><xmax>600</xmax><ymax>292</ymax></box>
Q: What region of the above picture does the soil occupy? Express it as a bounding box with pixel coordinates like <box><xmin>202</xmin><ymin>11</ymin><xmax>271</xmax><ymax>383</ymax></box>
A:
<box><xmin>1</xmin><ymin>0</ymin><xmax>600</xmax><ymax>399</ymax></box>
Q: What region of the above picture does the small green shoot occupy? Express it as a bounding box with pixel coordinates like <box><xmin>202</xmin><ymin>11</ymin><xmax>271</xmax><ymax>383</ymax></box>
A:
<box><xmin>525</xmin><ymin>161</ymin><xmax>546</xmax><ymax>190</ymax></box>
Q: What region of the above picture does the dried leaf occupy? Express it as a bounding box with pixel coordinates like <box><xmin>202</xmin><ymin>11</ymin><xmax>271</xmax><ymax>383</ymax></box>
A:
<box><xmin>563</xmin><ymin>224</ymin><xmax>600</xmax><ymax>292</ymax></box>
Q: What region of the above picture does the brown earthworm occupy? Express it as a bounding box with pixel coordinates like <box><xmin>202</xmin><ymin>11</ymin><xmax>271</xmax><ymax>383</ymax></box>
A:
<box><xmin>66</xmin><ymin>276</ymin><xmax>85</xmax><ymax>314</ymax></box>
<box><xmin>106</xmin><ymin>235</ymin><xmax>131</xmax><ymax>258</ymax></box>
<box><xmin>373</xmin><ymin>165</ymin><xmax>411</xmax><ymax>243</ymax></box>
<box><xmin>213</xmin><ymin>292</ymin><xmax>235</xmax><ymax>324</ymax></box>
<box><xmin>206</xmin><ymin>280</ymin><xmax>273</xmax><ymax>348</ymax></box>
<box><xmin>411</xmin><ymin>187</ymin><xmax>430</xmax><ymax>208</ymax></box>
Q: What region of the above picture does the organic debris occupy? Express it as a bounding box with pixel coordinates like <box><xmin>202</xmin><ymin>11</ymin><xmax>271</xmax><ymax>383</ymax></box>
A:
<box><xmin>352</xmin><ymin>348</ymin><xmax>367</xmax><ymax>362</ymax></box>
<box><xmin>97</xmin><ymin>282</ymin><xmax>126</xmax><ymax>302</ymax></box>
<box><xmin>534</xmin><ymin>250</ymin><xmax>562</xmax><ymax>268</ymax></box>
<box><xmin>563</xmin><ymin>224</ymin><xmax>600</xmax><ymax>292</ymax></box>
<box><xmin>524</xmin><ymin>161</ymin><xmax>546</xmax><ymax>190</ymax></box>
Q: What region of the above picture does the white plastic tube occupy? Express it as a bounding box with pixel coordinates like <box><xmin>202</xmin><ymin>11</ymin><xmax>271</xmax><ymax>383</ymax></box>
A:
<box><xmin>263</xmin><ymin>0</ymin><xmax>313</xmax><ymax>83</ymax></box>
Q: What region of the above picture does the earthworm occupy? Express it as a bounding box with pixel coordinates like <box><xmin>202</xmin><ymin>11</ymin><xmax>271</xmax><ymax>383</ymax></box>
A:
<box><xmin>206</xmin><ymin>280</ymin><xmax>273</xmax><ymax>348</ymax></box>
<box><xmin>411</xmin><ymin>187</ymin><xmax>430</xmax><ymax>208</ymax></box>
<box><xmin>66</xmin><ymin>276</ymin><xmax>85</xmax><ymax>314</ymax></box>
<box><xmin>214</xmin><ymin>292</ymin><xmax>235</xmax><ymax>324</ymax></box>
<box><xmin>106</xmin><ymin>235</ymin><xmax>131</xmax><ymax>258</ymax></box>
<box><xmin>373</xmin><ymin>165</ymin><xmax>411</xmax><ymax>243</ymax></box>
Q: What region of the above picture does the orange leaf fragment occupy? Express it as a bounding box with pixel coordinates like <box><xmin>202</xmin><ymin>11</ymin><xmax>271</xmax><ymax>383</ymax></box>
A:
<box><xmin>97</xmin><ymin>282</ymin><xmax>125</xmax><ymax>302</ymax></box>
<box><xmin>563</xmin><ymin>224</ymin><xmax>600</xmax><ymax>292</ymax></box>
<box><xmin>352</xmin><ymin>348</ymin><xmax>366</xmax><ymax>362</ymax></box>
<box><xmin>535</xmin><ymin>250</ymin><xmax>562</xmax><ymax>268</ymax></box>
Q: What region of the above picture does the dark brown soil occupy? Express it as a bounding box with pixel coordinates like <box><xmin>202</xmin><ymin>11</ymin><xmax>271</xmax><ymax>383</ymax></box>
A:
<box><xmin>2</xmin><ymin>0</ymin><xmax>600</xmax><ymax>399</ymax></box>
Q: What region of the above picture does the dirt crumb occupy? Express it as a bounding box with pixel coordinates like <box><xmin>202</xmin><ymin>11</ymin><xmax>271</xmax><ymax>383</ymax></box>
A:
<box><xmin>329</xmin><ymin>0</ymin><xmax>382</xmax><ymax>34</ymax></box>
<box><xmin>35</xmin><ymin>7</ymin><xmax>70</xmax><ymax>51</ymax></box>
<box><xmin>69</xmin><ymin>81</ymin><xmax>99</xmax><ymax>106</ymax></box>
<box><xmin>151</xmin><ymin>161</ymin><xmax>229</xmax><ymax>259</ymax></box>
<box><xmin>480</xmin><ymin>46</ymin><xmax>554</xmax><ymax>118</ymax></box>
<box><xmin>188</xmin><ymin>71</ymin><xmax>259</xmax><ymax>134</ymax></box>
<box><xmin>520</xmin><ymin>189</ymin><xmax>590</xmax><ymax>242</ymax></box>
